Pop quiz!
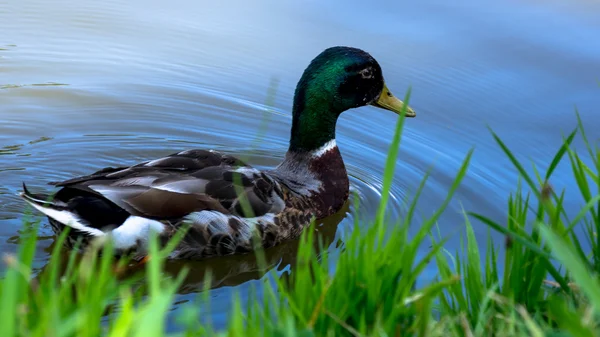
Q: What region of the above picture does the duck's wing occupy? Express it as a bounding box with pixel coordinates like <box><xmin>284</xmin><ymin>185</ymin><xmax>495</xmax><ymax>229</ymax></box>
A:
<box><xmin>51</xmin><ymin>149</ymin><xmax>286</xmax><ymax>220</ymax></box>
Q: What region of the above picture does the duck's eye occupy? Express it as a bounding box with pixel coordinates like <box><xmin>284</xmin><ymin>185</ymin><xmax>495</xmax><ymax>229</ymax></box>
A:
<box><xmin>359</xmin><ymin>68</ymin><xmax>373</xmax><ymax>79</ymax></box>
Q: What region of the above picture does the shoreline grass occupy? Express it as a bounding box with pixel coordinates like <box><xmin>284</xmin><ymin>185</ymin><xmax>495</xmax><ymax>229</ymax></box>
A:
<box><xmin>2</xmin><ymin>92</ymin><xmax>599</xmax><ymax>336</ymax></box>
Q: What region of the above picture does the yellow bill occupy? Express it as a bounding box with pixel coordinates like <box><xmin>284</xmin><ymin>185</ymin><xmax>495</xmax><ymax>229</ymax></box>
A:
<box><xmin>370</xmin><ymin>83</ymin><xmax>416</xmax><ymax>117</ymax></box>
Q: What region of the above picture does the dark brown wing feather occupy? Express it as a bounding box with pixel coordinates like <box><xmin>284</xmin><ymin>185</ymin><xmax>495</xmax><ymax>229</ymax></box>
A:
<box><xmin>51</xmin><ymin>149</ymin><xmax>285</xmax><ymax>220</ymax></box>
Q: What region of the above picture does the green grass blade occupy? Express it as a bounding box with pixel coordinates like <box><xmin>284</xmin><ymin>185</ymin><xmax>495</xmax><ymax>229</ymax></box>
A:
<box><xmin>467</xmin><ymin>212</ymin><xmax>551</xmax><ymax>260</ymax></box>
<box><xmin>488</xmin><ymin>127</ymin><xmax>541</xmax><ymax>200</ymax></box>
<box><xmin>538</xmin><ymin>224</ymin><xmax>600</xmax><ymax>312</ymax></box>
<box><xmin>376</xmin><ymin>88</ymin><xmax>411</xmax><ymax>227</ymax></box>
<box><xmin>545</xmin><ymin>128</ymin><xmax>578</xmax><ymax>181</ymax></box>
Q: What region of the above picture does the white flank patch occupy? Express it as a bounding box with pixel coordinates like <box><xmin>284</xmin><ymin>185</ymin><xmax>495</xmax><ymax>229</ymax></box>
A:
<box><xmin>184</xmin><ymin>211</ymin><xmax>278</xmax><ymax>242</ymax></box>
<box><xmin>311</xmin><ymin>139</ymin><xmax>337</xmax><ymax>158</ymax></box>
<box><xmin>110</xmin><ymin>216</ymin><xmax>166</xmax><ymax>250</ymax></box>
<box><xmin>237</xmin><ymin>213</ymin><xmax>277</xmax><ymax>240</ymax></box>
<box><xmin>22</xmin><ymin>199</ymin><xmax>104</xmax><ymax>237</ymax></box>
<box><xmin>185</xmin><ymin>211</ymin><xmax>230</xmax><ymax>229</ymax></box>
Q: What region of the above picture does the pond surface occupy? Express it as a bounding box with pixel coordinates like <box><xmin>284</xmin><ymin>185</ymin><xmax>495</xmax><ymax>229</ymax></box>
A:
<box><xmin>2</xmin><ymin>0</ymin><xmax>600</xmax><ymax>330</ymax></box>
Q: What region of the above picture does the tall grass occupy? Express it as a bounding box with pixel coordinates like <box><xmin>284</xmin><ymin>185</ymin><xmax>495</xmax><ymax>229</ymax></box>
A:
<box><xmin>1</xmin><ymin>92</ymin><xmax>599</xmax><ymax>336</ymax></box>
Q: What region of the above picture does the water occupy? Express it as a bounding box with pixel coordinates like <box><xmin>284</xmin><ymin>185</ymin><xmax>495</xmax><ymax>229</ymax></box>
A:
<box><xmin>2</xmin><ymin>0</ymin><xmax>600</xmax><ymax>329</ymax></box>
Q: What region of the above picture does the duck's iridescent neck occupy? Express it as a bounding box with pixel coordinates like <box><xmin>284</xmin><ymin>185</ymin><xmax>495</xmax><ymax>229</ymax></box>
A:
<box><xmin>288</xmin><ymin>100</ymin><xmax>340</xmax><ymax>152</ymax></box>
<box><xmin>287</xmin><ymin>55</ymin><xmax>345</xmax><ymax>153</ymax></box>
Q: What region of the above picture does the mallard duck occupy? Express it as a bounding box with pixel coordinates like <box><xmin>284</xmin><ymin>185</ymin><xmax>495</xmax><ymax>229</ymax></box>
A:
<box><xmin>20</xmin><ymin>46</ymin><xmax>416</xmax><ymax>260</ymax></box>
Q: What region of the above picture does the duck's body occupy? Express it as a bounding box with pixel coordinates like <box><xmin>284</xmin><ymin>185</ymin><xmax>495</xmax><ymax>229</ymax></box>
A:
<box><xmin>20</xmin><ymin>46</ymin><xmax>415</xmax><ymax>260</ymax></box>
<box><xmin>22</xmin><ymin>141</ymin><xmax>348</xmax><ymax>259</ymax></box>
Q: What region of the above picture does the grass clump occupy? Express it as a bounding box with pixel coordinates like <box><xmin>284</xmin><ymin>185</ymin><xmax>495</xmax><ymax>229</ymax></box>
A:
<box><xmin>1</xmin><ymin>91</ymin><xmax>599</xmax><ymax>336</ymax></box>
<box><xmin>0</xmin><ymin>219</ymin><xmax>190</xmax><ymax>337</ymax></box>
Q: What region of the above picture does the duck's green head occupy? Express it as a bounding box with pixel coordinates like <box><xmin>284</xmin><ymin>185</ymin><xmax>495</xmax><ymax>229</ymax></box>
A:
<box><xmin>289</xmin><ymin>46</ymin><xmax>415</xmax><ymax>152</ymax></box>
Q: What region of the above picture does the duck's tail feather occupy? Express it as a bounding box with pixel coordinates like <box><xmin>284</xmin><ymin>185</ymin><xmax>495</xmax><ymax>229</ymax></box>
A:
<box><xmin>20</xmin><ymin>182</ymin><xmax>65</xmax><ymax>208</ymax></box>
<box><xmin>19</xmin><ymin>183</ymin><xmax>105</xmax><ymax>237</ymax></box>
